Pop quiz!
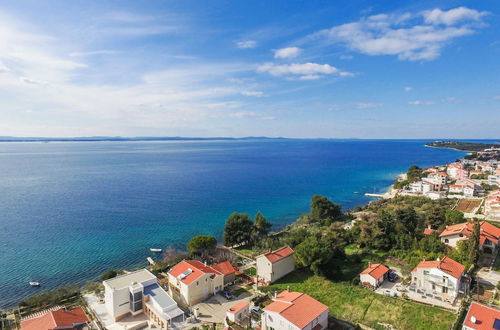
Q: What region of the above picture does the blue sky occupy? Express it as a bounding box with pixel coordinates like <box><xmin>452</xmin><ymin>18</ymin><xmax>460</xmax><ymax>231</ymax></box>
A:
<box><xmin>0</xmin><ymin>0</ymin><xmax>499</xmax><ymax>138</ymax></box>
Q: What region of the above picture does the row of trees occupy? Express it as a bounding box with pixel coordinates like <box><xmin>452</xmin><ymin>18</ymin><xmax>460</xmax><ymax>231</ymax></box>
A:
<box><xmin>223</xmin><ymin>211</ymin><xmax>272</xmax><ymax>247</ymax></box>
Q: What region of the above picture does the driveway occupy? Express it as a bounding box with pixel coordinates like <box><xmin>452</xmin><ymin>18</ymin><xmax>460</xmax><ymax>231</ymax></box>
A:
<box><xmin>476</xmin><ymin>268</ymin><xmax>500</xmax><ymax>286</ymax></box>
<box><xmin>193</xmin><ymin>290</ymin><xmax>254</xmax><ymax>323</ymax></box>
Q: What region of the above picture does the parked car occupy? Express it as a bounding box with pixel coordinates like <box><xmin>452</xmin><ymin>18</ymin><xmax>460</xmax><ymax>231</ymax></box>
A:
<box><xmin>251</xmin><ymin>306</ymin><xmax>261</xmax><ymax>313</ymax></box>
<box><xmin>220</xmin><ymin>290</ymin><xmax>233</xmax><ymax>300</ymax></box>
<box><xmin>387</xmin><ymin>272</ymin><xmax>398</xmax><ymax>282</ymax></box>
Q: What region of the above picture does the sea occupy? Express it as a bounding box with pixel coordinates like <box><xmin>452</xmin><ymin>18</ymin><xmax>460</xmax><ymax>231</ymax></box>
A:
<box><xmin>0</xmin><ymin>139</ymin><xmax>468</xmax><ymax>308</ymax></box>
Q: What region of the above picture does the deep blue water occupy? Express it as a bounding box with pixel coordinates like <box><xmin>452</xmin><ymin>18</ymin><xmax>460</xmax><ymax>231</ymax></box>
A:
<box><xmin>0</xmin><ymin>139</ymin><xmax>466</xmax><ymax>308</ymax></box>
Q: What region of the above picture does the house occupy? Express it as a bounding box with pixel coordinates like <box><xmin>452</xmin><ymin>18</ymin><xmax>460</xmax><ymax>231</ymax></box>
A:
<box><xmin>439</xmin><ymin>221</ymin><xmax>500</xmax><ymax>253</ymax></box>
<box><xmin>447</xmin><ymin>163</ymin><xmax>464</xmax><ymax>179</ymax></box>
<box><xmin>21</xmin><ymin>307</ymin><xmax>89</xmax><ymax>330</ymax></box>
<box><xmin>360</xmin><ymin>263</ymin><xmax>390</xmax><ymax>289</ymax></box>
<box><xmin>226</xmin><ymin>301</ymin><xmax>249</xmax><ymax>325</ymax></box>
<box><xmin>256</xmin><ymin>246</ymin><xmax>295</xmax><ymax>285</ymax></box>
<box><xmin>462</xmin><ymin>301</ymin><xmax>500</xmax><ymax>330</ymax></box>
<box><xmin>423</xmin><ymin>226</ymin><xmax>437</xmax><ymax>235</ymax></box>
<box><xmin>411</xmin><ymin>257</ymin><xmax>468</xmax><ymax>301</ymax></box>
<box><xmin>485</xmin><ymin>190</ymin><xmax>500</xmax><ymax>220</ymax></box>
<box><xmin>261</xmin><ymin>290</ymin><xmax>328</xmax><ymax>330</ymax></box>
<box><xmin>167</xmin><ymin>260</ymin><xmax>224</xmax><ymax>307</ymax></box>
<box><xmin>212</xmin><ymin>260</ymin><xmax>238</xmax><ymax>287</ymax></box>
<box><xmin>428</xmin><ymin>172</ymin><xmax>448</xmax><ymax>185</ymax></box>
<box><xmin>103</xmin><ymin>269</ymin><xmax>184</xmax><ymax>329</ymax></box>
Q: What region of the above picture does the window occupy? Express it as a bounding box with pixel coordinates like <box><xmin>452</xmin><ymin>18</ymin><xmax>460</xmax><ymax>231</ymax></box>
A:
<box><xmin>432</xmin><ymin>284</ymin><xmax>435</xmax><ymax>290</ymax></box>
<box><xmin>423</xmin><ymin>270</ymin><xmax>429</xmax><ymax>275</ymax></box>
<box><xmin>444</xmin><ymin>239</ymin><xmax>449</xmax><ymax>243</ymax></box>
<box><xmin>442</xmin><ymin>287</ymin><xmax>448</xmax><ymax>294</ymax></box>
<box><xmin>196</xmin><ymin>281</ymin><xmax>199</xmax><ymax>286</ymax></box>
<box><xmin>459</xmin><ymin>234</ymin><xmax>463</xmax><ymax>237</ymax></box>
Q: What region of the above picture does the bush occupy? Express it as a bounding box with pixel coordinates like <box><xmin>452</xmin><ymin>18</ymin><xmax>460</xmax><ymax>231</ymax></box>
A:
<box><xmin>100</xmin><ymin>270</ymin><xmax>118</xmax><ymax>281</ymax></box>
<box><xmin>19</xmin><ymin>285</ymin><xmax>80</xmax><ymax>310</ymax></box>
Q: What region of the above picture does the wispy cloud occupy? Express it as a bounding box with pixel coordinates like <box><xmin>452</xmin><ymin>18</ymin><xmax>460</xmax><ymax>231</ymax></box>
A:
<box><xmin>404</xmin><ymin>86</ymin><xmax>413</xmax><ymax>92</ymax></box>
<box><xmin>69</xmin><ymin>50</ymin><xmax>119</xmax><ymax>57</ymax></box>
<box><xmin>307</xmin><ymin>7</ymin><xmax>488</xmax><ymax>61</ymax></box>
<box><xmin>257</xmin><ymin>62</ymin><xmax>350</xmax><ymax>80</ymax></box>
<box><xmin>274</xmin><ymin>47</ymin><xmax>302</xmax><ymax>59</ymax></box>
<box><xmin>240</xmin><ymin>91</ymin><xmax>264</xmax><ymax>97</ymax></box>
<box><xmin>408</xmin><ymin>100</ymin><xmax>435</xmax><ymax>105</ymax></box>
<box><xmin>236</xmin><ymin>40</ymin><xmax>257</xmax><ymax>49</ymax></box>
<box><xmin>355</xmin><ymin>102</ymin><xmax>382</xmax><ymax>109</ymax></box>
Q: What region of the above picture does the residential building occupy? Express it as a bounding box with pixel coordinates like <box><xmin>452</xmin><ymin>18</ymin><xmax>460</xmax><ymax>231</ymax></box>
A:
<box><xmin>360</xmin><ymin>263</ymin><xmax>389</xmax><ymax>289</ymax></box>
<box><xmin>439</xmin><ymin>221</ymin><xmax>500</xmax><ymax>253</ymax></box>
<box><xmin>489</xmin><ymin>173</ymin><xmax>499</xmax><ymax>186</ymax></box>
<box><xmin>485</xmin><ymin>190</ymin><xmax>500</xmax><ymax>220</ymax></box>
<box><xmin>21</xmin><ymin>307</ymin><xmax>89</xmax><ymax>330</ymax></box>
<box><xmin>167</xmin><ymin>260</ymin><xmax>224</xmax><ymax>307</ymax></box>
<box><xmin>103</xmin><ymin>268</ymin><xmax>184</xmax><ymax>329</ymax></box>
<box><xmin>462</xmin><ymin>302</ymin><xmax>500</xmax><ymax>330</ymax></box>
<box><xmin>428</xmin><ymin>172</ymin><xmax>448</xmax><ymax>185</ymax></box>
<box><xmin>261</xmin><ymin>290</ymin><xmax>328</xmax><ymax>330</ymax></box>
<box><xmin>226</xmin><ymin>301</ymin><xmax>249</xmax><ymax>326</ymax></box>
<box><xmin>411</xmin><ymin>257</ymin><xmax>468</xmax><ymax>302</ymax></box>
<box><xmin>212</xmin><ymin>260</ymin><xmax>238</xmax><ymax>287</ymax></box>
<box><xmin>256</xmin><ymin>246</ymin><xmax>295</xmax><ymax>285</ymax></box>
<box><xmin>423</xmin><ymin>226</ymin><xmax>437</xmax><ymax>235</ymax></box>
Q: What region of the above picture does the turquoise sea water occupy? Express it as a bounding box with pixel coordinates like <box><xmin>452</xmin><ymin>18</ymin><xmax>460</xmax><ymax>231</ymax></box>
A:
<box><xmin>0</xmin><ymin>139</ymin><xmax>465</xmax><ymax>308</ymax></box>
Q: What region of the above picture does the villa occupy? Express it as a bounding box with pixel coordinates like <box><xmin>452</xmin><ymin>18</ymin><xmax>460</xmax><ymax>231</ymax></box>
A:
<box><xmin>411</xmin><ymin>257</ymin><xmax>468</xmax><ymax>302</ymax></box>
<box><xmin>226</xmin><ymin>301</ymin><xmax>250</xmax><ymax>326</ymax></box>
<box><xmin>256</xmin><ymin>246</ymin><xmax>295</xmax><ymax>285</ymax></box>
<box><xmin>261</xmin><ymin>290</ymin><xmax>328</xmax><ymax>330</ymax></box>
<box><xmin>462</xmin><ymin>302</ymin><xmax>500</xmax><ymax>330</ymax></box>
<box><xmin>212</xmin><ymin>260</ymin><xmax>238</xmax><ymax>287</ymax></box>
<box><xmin>21</xmin><ymin>307</ymin><xmax>89</xmax><ymax>330</ymax></box>
<box><xmin>103</xmin><ymin>269</ymin><xmax>184</xmax><ymax>329</ymax></box>
<box><xmin>439</xmin><ymin>221</ymin><xmax>500</xmax><ymax>253</ymax></box>
<box><xmin>167</xmin><ymin>260</ymin><xmax>224</xmax><ymax>307</ymax></box>
<box><xmin>360</xmin><ymin>263</ymin><xmax>390</xmax><ymax>289</ymax></box>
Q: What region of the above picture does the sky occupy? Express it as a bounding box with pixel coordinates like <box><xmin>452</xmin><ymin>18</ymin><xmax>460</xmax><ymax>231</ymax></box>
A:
<box><xmin>0</xmin><ymin>0</ymin><xmax>499</xmax><ymax>139</ymax></box>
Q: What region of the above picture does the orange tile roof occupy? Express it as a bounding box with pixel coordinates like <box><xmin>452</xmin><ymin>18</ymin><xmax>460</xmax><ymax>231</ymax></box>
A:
<box><xmin>261</xmin><ymin>246</ymin><xmax>294</xmax><ymax>263</ymax></box>
<box><xmin>227</xmin><ymin>301</ymin><xmax>249</xmax><ymax>315</ymax></box>
<box><xmin>360</xmin><ymin>263</ymin><xmax>389</xmax><ymax>280</ymax></box>
<box><xmin>212</xmin><ymin>261</ymin><xmax>237</xmax><ymax>276</ymax></box>
<box><xmin>21</xmin><ymin>307</ymin><xmax>89</xmax><ymax>330</ymax></box>
<box><xmin>168</xmin><ymin>260</ymin><xmax>221</xmax><ymax>285</ymax></box>
<box><xmin>463</xmin><ymin>302</ymin><xmax>500</xmax><ymax>330</ymax></box>
<box><xmin>440</xmin><ymin>222</ymin><xmax>500</xmax><ymax>245</ymax></box>
<box><xmin>412</xmin><ymin>257</ymin><xmax>465</xmax><ymax>279</ymax></box>
<box><xmin>423</xmin><ymin>228</ymin><xmax>437</xmax><ymax>235</ymax></box>
<box><xmin>264</xmin><ymin>291</ymin><xmax>328</xmax><ymax>329</ymax></box>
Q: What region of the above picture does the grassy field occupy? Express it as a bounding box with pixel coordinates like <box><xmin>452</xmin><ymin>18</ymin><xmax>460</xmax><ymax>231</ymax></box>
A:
<box><xmin>266</xmin><ymin>271</ymin><xmax>456</xmax><ymax>330</ymax></box>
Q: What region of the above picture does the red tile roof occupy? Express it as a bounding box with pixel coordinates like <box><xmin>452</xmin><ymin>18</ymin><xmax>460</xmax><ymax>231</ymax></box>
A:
<box><xmin>261</xmin><ymin>246</ymin><xmax>294</xmax><ymax>263</ymax></box>
<box><xmin>360</xmin><ymin>263</ymin><xmax>389</xmax><ymax>280</ymax></box>
<box><xmin>212</xmin><ymin>261</ymin><xmax>237</xmax><ymax>276</ymax></box>
<box><xmin>21</xmin><ymin>307</ymin><xmax>89</xmax><ymax>330</ymax></box>
<box><xmin>227</xmin><ymin>301</ymin><xmax>249</xmax><ymax>315</ymax></box>
<box><xmin>264</xmin><ymin>291</ymin><xmax>328</xmax><ymax>329</ymax></box>
<box><xmin>423</xmin><ymin>228</ymin><xmax>437</xmax><ymax>235</ymax></box>
<box><xmin>440</xmin><ymin>222</ymin><xmax>500</xmax><ymax>245</ymax></box>
<box><xmin>412</xmin><ymin>257</ymin><xmax>465</xmax><ymax>279</ymax></box>
<box><xmin>463</xmin><ymin>302</ymin><xmax>500</xmax><ymax>330</ymax></box>
<box><xmin>168</xmin><ymin>260</ymin><xmax>221</xmax><ymax>285</ymax></box>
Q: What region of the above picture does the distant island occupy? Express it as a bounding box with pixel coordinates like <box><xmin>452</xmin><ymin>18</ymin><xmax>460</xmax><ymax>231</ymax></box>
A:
<box><xmin>426</xmin><ymin>140</ymin><xmax>499</xmax><ymax>152</ymax></box>
<box><xmin>0</xmin><ymin>136</ymin><xmax>288</xmax><ymax>142</ymax></box>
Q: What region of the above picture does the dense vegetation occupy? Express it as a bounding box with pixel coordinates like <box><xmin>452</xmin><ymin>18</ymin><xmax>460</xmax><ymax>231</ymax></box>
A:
<box><xmin>19</xmin><ymin>285</ymin><xmax>81</xmax><ymax>312</ymax></box>
<box><xmin>187</xmin><ymin>235</ymin><xmax>217</xmax><ymax>256</ymax></box>
<box><xmin>426</xmin><ymin>141</ymin><xmax>497</xmax><ymax>152</ymax></box>
<box><xmin>223</xmin><ymin>212</ymin><xmax>272</xmax><ymax>247</ymax></box>
<box><xmin>393</xmin><ymin>165</ymin><xmax>424</xmax><ymax>189</ymax></box>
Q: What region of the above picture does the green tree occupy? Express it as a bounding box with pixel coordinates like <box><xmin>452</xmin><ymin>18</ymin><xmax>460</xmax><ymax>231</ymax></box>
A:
<box><xmin>187</xmin><ymin>235</ymin><xmax>217</xmax><ymax>256</ymax></box>
<box><xmin>253</xmin><ymin>212</ymin><xmax>272</xmax><ymax>238</ymax></box>
<box><xmin>223</xmin><ymin>213</ymin><xmax>254</xmax><ymax>247</ymax></box>
<box><xmin>294</xmin><ymin>236</ymin><xmax>332</xmax><ymax>276</ymax></box>
<box><xmin>467</xmin><ymin>221</ymin><xmax>480</xmax><ymax>265</ymax></box>
<box><xmin>310</xmin><ymin>195</ymin><xmax>342</xmax><ymax>225</ymax></box>
<box><xmin>100</xmin><ymin>270</ymin><xmax>118</xmax><ymax>281</ymax></box>
<box><xmin>444</xmin><ymin>209</ymin><xmax>465</xmax><ymax>224</ymax></box>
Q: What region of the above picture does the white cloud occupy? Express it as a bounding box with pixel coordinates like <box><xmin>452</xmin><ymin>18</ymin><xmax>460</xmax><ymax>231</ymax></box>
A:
<box><xmin>442</xmin><ymin>97</ymin><xmax>461</xmax><ymax>103</ymax></box>
<box><xmin>274</xmin><ymin>47</ymin><xmax>302</xmax><ymax>59</ymax></box>
<box><xmin>423</xmin><ymin>7</ymin><xmax>488</xmax><ymax>26</ymax></box>
<box><xmin>408</xmin><ymin>100</ymin><xmax>435</xmax><ymax>105</ymax></box>
<box><xmin>257</xmin><ymin>62</ymin><xmax>350</xmax><ymax>80</ymax></box>
<box><xmin>241</xmin><ymin>91</ymin><xmax>264</xmax><ymax>97</ymax></box>
<box><xmin>228</xmin><ymin>111</ymin><xmax>274</xmax><ymax>120</ymax></box>
<box><xmin>355</xmin><ymin>102</ymin><xmax>382</xmax><ymax>109</ymax></box>
<box><xmin>492</xmin><ymin>95</ymin><xmax>500</xmax><ymax>100</ymax></box>
<box><xmin>309</xmin><ymin>7</ymin><xmax>487</xmax><ymax>61</ymax></box>
<box><xmin>339</xmin><ymin>55</ymin><xmax>353</xmax><ymax>60</ymax></box>
<box><xmin>69</xmin><ymin>50</ymin><xmax>119</xmax><ymax>57</ymax></box>
<box><xmin>404</xmin><ymin>86</ymin><xmax>413</xmax><ymax>92</ymax></box>
<box><xmin>236</xmin><ymin>40</ymin><xmax>257</xmax><ymax>49</ymax></box>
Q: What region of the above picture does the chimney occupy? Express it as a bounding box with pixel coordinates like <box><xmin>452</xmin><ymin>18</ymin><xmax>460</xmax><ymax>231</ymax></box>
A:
<box><xmin>287</xmin><ymin>285</ymin><xmax>290</xmax><ymax>292</ymax></box>
<box><xmin>428</xmin><ymin>225</ymin><xmax>432</xmax><ymax>229</ymax></box>
<box><xmin>368</xmin><ymin>262</ymin><xmax>371</xmax><ymax>268</ymax></box>
<box><xmin>274</xmin><ymin>291</ymin><xmax>277</xmax><ymax>298</ymax></box>
<box><xmin>470</xmin><ymin>316</ymin><xmax>477</xmax><ymax>324</ymax></box>
<box><xmin>436</xmin><ymin>257</ymin><xmax>440</xmax><ymax>262</ymax></box>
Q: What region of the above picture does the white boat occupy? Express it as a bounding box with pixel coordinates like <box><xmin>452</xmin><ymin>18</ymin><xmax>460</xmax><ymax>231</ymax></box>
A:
<box><xmin>29</xmin><ymin>281</ymin><xmax>40</xmax><ymax>287</ymax></box>
<box><xmin>150</xmin><ymin>248</ymin><xmax>162</xmax><ymax>253</ymax></box>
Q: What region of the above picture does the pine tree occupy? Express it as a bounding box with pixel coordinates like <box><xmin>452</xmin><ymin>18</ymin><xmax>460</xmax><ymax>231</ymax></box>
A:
<box><xmin>467</xmin><ymin>221</ymin><xmax>480</xmax><ymax>265</ymax></box>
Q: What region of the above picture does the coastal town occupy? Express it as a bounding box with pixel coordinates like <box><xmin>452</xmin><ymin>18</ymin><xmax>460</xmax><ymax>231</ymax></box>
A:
<box><xmin>2</xmin><ymin>142</ymin><xmax>500</xmax><ymax>330</ymax></box>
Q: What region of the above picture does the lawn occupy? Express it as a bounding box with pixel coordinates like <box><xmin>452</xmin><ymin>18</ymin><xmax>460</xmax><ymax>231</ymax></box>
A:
<box><xmin>265</xmin><ymin>271</ymin><xmax>456</xmax><ymax>330</ymax></box>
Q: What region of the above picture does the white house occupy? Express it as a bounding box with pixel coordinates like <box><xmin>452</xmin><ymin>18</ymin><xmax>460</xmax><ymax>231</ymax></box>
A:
<box><xmin>360</xmin><ymin>263</ymin><xmax>389</xmax><ymax>289</ymax></box>
<box><xmin>103</xmin><ymin>269</ymin><xmax>184</xmax><ymax>329</ymax></box>
<box><xmin>262</xmin><ymin>290</ymin><xmax>328</xmax><ymax>330</ymax></box>
<box><xmin>226</xmin><ymin>301</ymin><xmax>249</xmax><ymax>326</ymax></box>
<box><xmin>256</xmin><ymin>246</ymin><xmax>295</xmax><ymax>285</ymax></box>
<box><xmin>462</xmin><ymin>301</ymin><xmax>500</xmax><ymax>330</ymax></box>
<box><xmin>167</xmin><ymin>260</ymin><xmax>224</xmax><ymax>307</ymax></box>
<box><xmin>439</xmin><ymin>221</ymin><xmax>500</xmax><ymax>253</ymax></box>
<box><xmin>411</xmin><ymin>257</ymin><xmax>468</xmax><ymax>302</ymax></box>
